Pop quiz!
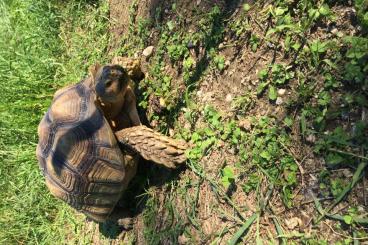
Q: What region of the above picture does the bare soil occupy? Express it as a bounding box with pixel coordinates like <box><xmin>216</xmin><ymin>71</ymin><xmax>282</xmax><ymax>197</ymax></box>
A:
<box><xmin>88</xmin><ymin>1</ymin><xmax>368</xmax><ymax>244</ymax></box>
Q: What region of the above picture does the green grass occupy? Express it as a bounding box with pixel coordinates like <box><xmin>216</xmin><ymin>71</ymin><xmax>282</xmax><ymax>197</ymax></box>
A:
<box><xmin>0</xmin><ymin>0</ymin><xmax>110</xmax><ymax>243</ymax></box>
<box><xmin>1</xmin><ymin>0</ymin><xmax>368</xmax><ymax>243</ymax></box>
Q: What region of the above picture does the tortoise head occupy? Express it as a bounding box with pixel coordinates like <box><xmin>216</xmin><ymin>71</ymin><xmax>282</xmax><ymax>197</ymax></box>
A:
<box><xmin>89</xmin><ymin>63</ymin><xmax>129</xmax><ymax>103</ymax></box>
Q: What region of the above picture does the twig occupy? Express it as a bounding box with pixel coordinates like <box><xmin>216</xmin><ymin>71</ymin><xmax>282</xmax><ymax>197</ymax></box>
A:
<box><xmin>274</xmin><ymin>196</ymin><xmax>334</xmax><ymax>215</ymax></box>
<box><xmin>330</xmin><ymin>204</ymin><xmax>349</xmax><ymax>216</ymax></box>
<box><xmin>187</xmin><ymin>160</ymin><xmax>246</xmax><ymax>221</ymax></box>
<box><xmin>329</xmin><ymin>148</ymin><xmax>368</xmax><ymax>161</ymax></box>
<box><xmin>218</xmin><ymin>208</ymin><xmax>243</xmax><ymax>225</ymax></box>
<box><xmin>280</xmin><ymin>142</ymin><xmax>305</xmax><ymax>186</ymax></box>
<box><xmin>300</xmin><ymin>197</ymin><xmax>334</xmax><ymax>206</ymax></box>
<box><xmin>323</xmin><ymin>221</ymin><xmax>368</xmax><ymax>240</ymax></box>
<box><xmin>311</xmin><ymin>191</ymin><xmax>368</xmax><ymax>225</ymax></box>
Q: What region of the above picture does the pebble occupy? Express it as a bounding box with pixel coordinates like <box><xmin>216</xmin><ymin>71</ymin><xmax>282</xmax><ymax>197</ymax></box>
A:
<box><xmin>142</xmin><ymin>46</ymin><xmax>154</xmax><ymax>57</ymax></box>
<box><xmin>225</xmin><ymin>93</ymin><xmax>233</xmax><ymax>102</ymax></box>
<box><xmin>330</xmin><ymin>28</ymin><xmax>339</xmax><ymax>35</ymax></box>
<box><xmin>159</xmin><ymin>97</ymin><xmax>166</xmax><ymax>108</ymax></box>
<box><xmin>169</xmin><ymin>128</ymin><xmax>174</xmax><ymax>137</ymax></box>
<box><xmin>251</xmin><ymin>79</ymin><xmax>258</xmax><ymax>86</ymax></box>
<box><xmin>178</xmin><ymin>234</ymin><xmax>189</xmax><ymax>245</ymax></box>
<box><xmin>225</xmin><ymin>60</ymin><xmax>231</xmax><ymax>68</ymax></box>
<box><xmin>285</xmin><ymin>217</ymin><xmax>302</xmax><ymax>230</ymax></box>
<box><xmin>342</xmin><ymin>169</ymin><xmax>353</xmax><ymax>178</ymax></box>
<box><xmin>278</xmin><ymin>88</ymin><xmax>286</xmax><ymax>96</ymax></box>
<box><xmin>306</xmin><ymin>134</ymin><xmax>316</xmax><ymax>143</ymax></box>
<box><xmin>238</xmin><ymin>119</ymin><xmax>252</xmax><ymax>131</ymax></box>
<box><xmin>276</xmin><ymin>97</ymin><xmax>283</xmax><ymax>105</ymax></box>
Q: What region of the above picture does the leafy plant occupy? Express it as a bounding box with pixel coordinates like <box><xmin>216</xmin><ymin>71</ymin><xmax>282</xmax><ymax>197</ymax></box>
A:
<box><xmin>213</xmin><ymin>55</ymin><xmax>225</xmax><ymax>71</ymax></box>
<box><xmin>221</xmin><ymin>166</ymin><xmax>235</xmax><ymax>189</ymax></box>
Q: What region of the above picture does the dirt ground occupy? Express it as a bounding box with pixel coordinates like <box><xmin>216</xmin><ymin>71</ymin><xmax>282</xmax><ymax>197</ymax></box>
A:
<box><xmin>84</xmin><ymin>0</ymin><xmax>368</xmax><ymax>244</ymax></box>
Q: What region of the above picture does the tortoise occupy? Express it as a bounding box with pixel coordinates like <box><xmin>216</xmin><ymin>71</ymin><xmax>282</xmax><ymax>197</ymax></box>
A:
<box><xmin>36</xmin><ymin>57</ymin><xmax>187</xmax><ymax>227</ymax></box>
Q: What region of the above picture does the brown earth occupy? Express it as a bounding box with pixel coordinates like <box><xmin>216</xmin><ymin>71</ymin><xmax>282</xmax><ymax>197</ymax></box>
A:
<box><xmin>85</xmin><ymin>1</ymin><xmax>368</xmax><ymax>244</ymax></box>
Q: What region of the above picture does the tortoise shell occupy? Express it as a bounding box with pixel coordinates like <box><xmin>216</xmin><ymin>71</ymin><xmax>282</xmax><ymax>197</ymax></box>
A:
<box><xmin>36</xmin><ymin>80</ymin><xmax>135</xmax><ymax>222</ymax></box>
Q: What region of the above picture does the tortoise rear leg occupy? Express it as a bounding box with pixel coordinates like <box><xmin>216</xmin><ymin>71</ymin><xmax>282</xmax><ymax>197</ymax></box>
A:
<box><xmin>117</xmin><ymin>215</ymin><xmax>134</xmax><ymax>230</ymax></box>
<box><xmin>108</xmin><ymin>208</ymin><xmax>135</xmax><ymax>230</ymax></box>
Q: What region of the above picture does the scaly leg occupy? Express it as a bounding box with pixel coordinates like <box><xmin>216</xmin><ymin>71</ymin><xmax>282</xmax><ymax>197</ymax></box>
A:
<box><xmin>124</xmin><ymin>87</ymin><xmax>141</xmax><ymax>126</ymax></box>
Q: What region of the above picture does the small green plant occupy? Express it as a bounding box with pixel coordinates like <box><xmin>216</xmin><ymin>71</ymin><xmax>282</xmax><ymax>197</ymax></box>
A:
<box><xmin>354</xmin><ymin>0</ymin><xmax>368</xmax><ymax>29</ymax></box>
<box><xmin>221</xmin><ymin>166</ymin><xmax>235</xmax><ymax>189</ymax></box>
<box><xmin>242</xmin><ymin>173</ymin><xmax>259</xmax><ymax>193</ymax></box>
<box><xmin>257</xmin><ymin>64</ymin><xmax>294</xmax><ymax>100</ymax></box>
<box><xmin>213</xmin><ymin>55</ymin><xmax>225</xmax><ymax>71</ymax></box>
<box><xmin>249</xmin><ymin>34</ymin><xmax>260</xmax><ymax>52</ymax></box>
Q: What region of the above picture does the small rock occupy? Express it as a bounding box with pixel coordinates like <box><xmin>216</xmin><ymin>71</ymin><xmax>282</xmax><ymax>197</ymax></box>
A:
<box><xmin>342</xmin><ymin>169</ymin><xmax>353</xmax><ymax>178</ymax></box>
<box><xmin>142</xmin><ymin>46</ymin><xmax>154</xmax><ymax>57</ymax></box>
<box><xmin>202</xmin><ymin>92</ymin><xmax>214</xmax><ymax>103</ymax></box>
<box><xmin>178</xmin><ymin>234</ymin><xmax>189</xmax><ymax>245</ymax></box>
<box><xmin>225</xmin><ymin>93</ymin><xmax>233</xmax><ymax>102</ymax></box>
<box><xmin>306</xmin><ymin>134</ymin><xmax>316</xmax><ymax>143</ymax></box>
<box><xmin>276</xmin><ymin>97</ymin><xmax>283</xmax><ymax>105</ymax></box>
<box><xmin>169</xmin><ymin>128</ymin><xmax>174</xmax><ymax>137</ymax></box>
<box><xmin>238</xmin><ymin>119</ymin><xmax>252</xmax><ymax>131</ymax></box>
<box><xmin>227</xmin><ymin>147</ymin><xmax>236</xmax><ymax>155</ymax></box>
<box><xmin>196</xmin><ymin>0</ymin><xmax>201</xmax><ymax>5</ymax></box>
<box><xmin>267</xmin><ymin>42</ymin><xmax>275</xmax><ymax>48</ymax></box>
<box><xmin>240</xmin><ymin>76</ymin><xmax>250</xmax><ymax>85</ymax></box>
<box><xmin>225</xmin><ymin>60</ymin><xmax>231</xmax><ymax>68</ymax></box>
<box><xmin>285</xmin><ymin>217</ymin><xmax>302</xmax><ymax>230</ymax></box>
<box><xmin>184</xmin><ymin>122</ymin><xmax>191</xmax><ymax>130</ymax></box>
<box><xmin>358</xmin><ymin>206</ymin><xmax>365</xmax><ymax>213</ymax></box>
<box><xmin>278</xmin><ymin>88</ymin><xmax>286</xmax><ymax>96</ymax></box>
<box><xmin>330</xmin><ymin>28</ymin><xmax>338</xmax><ymax>35</ymax></box>
<box><xmin>151</xmin><ymin>120</ymin><xmax>158</xmax><ymax>128</ymax></box>
<box><xmin>219</xmin><ymin>43</ymin><xmax>225</xmax><ymax>49</ymax></box>
<box><xmin>159</xmin><ymin>97</ymin><xmax>166</xmax><ymax>108</ymax></box>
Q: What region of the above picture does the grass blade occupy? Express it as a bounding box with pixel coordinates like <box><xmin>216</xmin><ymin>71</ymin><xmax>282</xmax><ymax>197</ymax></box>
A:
<box><xmin>316</xmin><ymin>161</ymin><xmax>368</xmax><ymax>222</ymax></box>
<box><xmin>272</xmin><ymin>217</ymin><xmax>286</xmax><ymax>245</ymax></box>
<box><xmin>228</xmin><ymin>213</ymin><xmax>258</xmax><ymax>245</ymax></box>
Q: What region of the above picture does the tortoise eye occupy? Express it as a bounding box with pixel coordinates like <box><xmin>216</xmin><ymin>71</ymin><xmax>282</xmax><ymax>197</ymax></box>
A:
<box><xmin>105</xmin><ymin>80</ymin><xmax>112</xmax><ymax>87</ymax></box>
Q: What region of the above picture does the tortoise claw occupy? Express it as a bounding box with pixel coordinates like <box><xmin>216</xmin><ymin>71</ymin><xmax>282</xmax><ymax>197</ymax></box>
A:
<box><xmin>118</xmin><ymin>217</ymin><xmax>134</xmax><ymax>230</ymax></box>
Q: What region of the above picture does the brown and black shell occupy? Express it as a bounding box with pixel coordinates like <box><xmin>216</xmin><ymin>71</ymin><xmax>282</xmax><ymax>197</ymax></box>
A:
<box><xmin>36</xmin><ymin>80</ymin><xmax>134</xmax><ymax>222</ymax></box>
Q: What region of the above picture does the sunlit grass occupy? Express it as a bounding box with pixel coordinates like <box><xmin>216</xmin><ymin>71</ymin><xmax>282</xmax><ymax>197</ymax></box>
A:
<box><xmin>0</xmin><ymin>0</ymin><xmax>110</xmax><ymax>243</ymax></box>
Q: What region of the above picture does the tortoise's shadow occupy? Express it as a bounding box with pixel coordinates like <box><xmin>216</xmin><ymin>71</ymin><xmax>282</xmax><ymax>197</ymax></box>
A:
<box><xmin>98</xmin><ymin>158</ymin><xmax>186</xmax><ymax>238</ymax></box>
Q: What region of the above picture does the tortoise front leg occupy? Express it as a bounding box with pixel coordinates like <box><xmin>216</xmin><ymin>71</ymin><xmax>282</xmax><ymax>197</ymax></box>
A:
<box><xmin>115</xmin><ymin>125</ymin><xmax>188</xmax><ymax>168</ymax></box>
<box><xmin>124</xmin><ymin>87</ymin><xmax>141</xmax><ymax>126</ymax></box>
